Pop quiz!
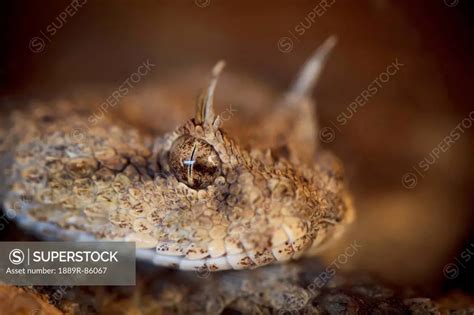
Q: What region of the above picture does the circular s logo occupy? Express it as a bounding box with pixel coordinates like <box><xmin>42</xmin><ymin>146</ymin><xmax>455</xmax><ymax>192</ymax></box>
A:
<box><xmin>402</xmin><ymin>172</ymin><xmax>418</xmax><ymax>189</ymax></box>
<box><xmin>319</xmin><ymin>126</ymin><xmax>336</xmax><ymax>143</ymax></box>
<box><xmin>278</xmin><ymin>37</ymin><xmax>294</xmax><ymax>53</ymax></box>
<box><xmin>444</xmin><ymin>0</ymin><xmax>459</xmax><ymax>7</ymax></box>
<box><xmin>9</xmin><ymin>249</ymin><xmax>25</xmax><ymax>265</ymax></box>
<box><xmin>29</xmin><ymin>37</ymin><xmax>46</xmax><ymax>53</ymax></box>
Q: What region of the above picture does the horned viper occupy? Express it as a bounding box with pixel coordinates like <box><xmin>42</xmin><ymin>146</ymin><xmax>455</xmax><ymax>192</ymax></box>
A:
<box><xmin>0</xmin><ymin>37</ymin><xmax>354</xmax><ymax>272</ymax></box>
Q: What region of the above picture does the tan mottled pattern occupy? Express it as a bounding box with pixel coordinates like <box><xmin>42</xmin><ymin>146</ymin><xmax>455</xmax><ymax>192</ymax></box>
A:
<box><xmin>0</xmin><ymin>39</ymin><xmax>354</xmax><ymax>271</ymax></box>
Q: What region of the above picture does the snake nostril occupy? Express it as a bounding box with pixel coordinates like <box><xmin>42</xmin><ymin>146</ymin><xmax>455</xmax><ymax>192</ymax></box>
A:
<box><xmin>41</xmin><ymin>115</ymin><xmax>55</xmax><ymax>123</ymax></box>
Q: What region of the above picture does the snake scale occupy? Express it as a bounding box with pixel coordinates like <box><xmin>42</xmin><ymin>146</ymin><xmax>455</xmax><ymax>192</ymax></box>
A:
<box><xmin>0</xmin><ymin>37</ymin><xmax>354</xmax><ymax>273</ymax></box>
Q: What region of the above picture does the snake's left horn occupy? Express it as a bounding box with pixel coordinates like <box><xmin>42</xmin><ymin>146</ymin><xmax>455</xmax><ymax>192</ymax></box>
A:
<box><xmin>195</xmin><ymin>60</ymin><xmax>226</xmax><ymax>126</ymax></box>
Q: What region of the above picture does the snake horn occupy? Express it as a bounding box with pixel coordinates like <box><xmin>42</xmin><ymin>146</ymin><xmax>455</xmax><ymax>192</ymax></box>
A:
<box><xmin>256</xmin><ymin>37</ymin><xmax>338</xmax><ymax>165</ymax></box>
<box><xmin>288</xmin><ymin>35</ymin><xmax>337</xmax><ymax>101</ymax></box>
<box><xmin>195</xmin><ymin>60</ymin><xmax>226</xmax><ymax>125</ymax></box>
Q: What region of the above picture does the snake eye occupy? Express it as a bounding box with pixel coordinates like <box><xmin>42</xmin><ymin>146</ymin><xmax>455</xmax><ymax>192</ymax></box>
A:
<box><xmin>169</xmin><ymin>135</ymin><xmax>222</xmax><ymax>189</ymax></box>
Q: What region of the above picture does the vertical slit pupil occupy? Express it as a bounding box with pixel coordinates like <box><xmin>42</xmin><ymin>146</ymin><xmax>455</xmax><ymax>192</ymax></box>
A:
<box><xmin>169</xmin><ymin>135</ymin><xmax>222</xmax><ymax>189</ymax></box>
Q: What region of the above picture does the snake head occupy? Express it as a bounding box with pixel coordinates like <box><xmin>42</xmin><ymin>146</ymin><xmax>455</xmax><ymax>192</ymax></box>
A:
<box><xmin>3</xmin><ymin>38</ymin><xmax>354</xmax><ymax>272</ymax></box>
<box><xmin>145</xmin><ymin>40</ymin><xmax>354</xmax><ymax>271</ymax></box>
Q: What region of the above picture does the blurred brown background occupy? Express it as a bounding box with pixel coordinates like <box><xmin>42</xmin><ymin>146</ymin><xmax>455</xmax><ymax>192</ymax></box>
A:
<box><xmin>1</xmin><ymin>0</ymin><xmax>473</xmax><ymax>293</ymax></box>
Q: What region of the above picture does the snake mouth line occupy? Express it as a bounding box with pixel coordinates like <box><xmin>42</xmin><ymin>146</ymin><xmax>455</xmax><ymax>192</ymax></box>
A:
<box><xmin>135</xmin><ymin>219</ymin><xmax>342</xmax><ymax>271</ymax></box>
<box><xmin>11</xmin><ymin>210</ymin><xmax>343</xmax><ymax>271</ymax></box>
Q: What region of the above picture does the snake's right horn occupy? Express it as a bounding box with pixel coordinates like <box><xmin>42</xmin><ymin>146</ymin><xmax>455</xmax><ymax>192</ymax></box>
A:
<box><xmin>287</xmin><ymin>35</ymin><xmax>337</xmax><ymax>101</ymax></box>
